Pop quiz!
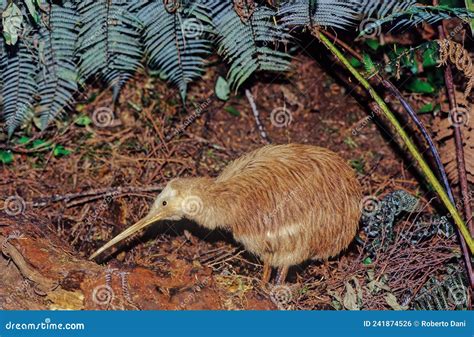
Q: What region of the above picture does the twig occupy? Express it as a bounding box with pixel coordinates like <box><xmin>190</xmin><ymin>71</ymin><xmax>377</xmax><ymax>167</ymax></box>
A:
<box><xmin>245</xmin><ymin>89</ymin><xmax>271</xmax><ymax>144</ymax></box>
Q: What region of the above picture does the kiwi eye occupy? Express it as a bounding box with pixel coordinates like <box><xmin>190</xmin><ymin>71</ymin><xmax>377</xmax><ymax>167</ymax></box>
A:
<box><xmin>162</xmin><ymin>201</ymin><xmax>167</xmax><ymax>206</ymax></box>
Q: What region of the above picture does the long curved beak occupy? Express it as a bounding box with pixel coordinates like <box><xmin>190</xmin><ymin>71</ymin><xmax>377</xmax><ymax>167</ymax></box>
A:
<box><xmin>89</xmin><ymin>211</ymin><xmax>165</xmax><ymax>260</ymax></box>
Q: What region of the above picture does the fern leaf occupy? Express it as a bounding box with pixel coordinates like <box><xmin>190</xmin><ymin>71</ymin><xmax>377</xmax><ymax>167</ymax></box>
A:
<box><xmin>351</xmin><ymin>0</ymin><xmax>416</xmax><ymax>19</ymax></box>
<box><xmin>138</xmin><ymin>0</ymin><xmax>212</xmax><ymax>101</ymax></box>
<box><xmin>210</xmin><ymin>1</ymin><xmax>291</xmax><ymax>90</ymax></box>
<box><xmin>279</xmin><ymin>0</ymin><xmax>357</xmax><ymax>29</ymax></box>
<box><xmin>391</xmin><ymin>6</ymin><xmax>474</xmax><ymax>30</ymax></box>
<box><xmin>0</xmin><ymin>40</ymin><xmax>37</xmax><ymax>135</ymax></box>
<box><xmin>358</xmin><ymin>4</ymin><xmax>474</xmax><ymax>36</ymax></box>
<box><xmin>77</xmin><ymin>0</ymin><xmax>142</xmax><ymax>99</ymax></box>
<box><xmin>37</xmin><ymin>1</ymin><xmax>79</xmax><ymax>129</ymax></box>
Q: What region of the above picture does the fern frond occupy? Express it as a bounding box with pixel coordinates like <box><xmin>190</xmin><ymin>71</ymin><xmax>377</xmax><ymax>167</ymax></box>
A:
<box><xmin>279</xmin><ymin>0</ymin><xmax>357</xmax><ymax>29</ymax></box>
<box><xmin>0</xmin><ymin>40</ymin><xmax>37</xmax><ymax>135</ymax></box>
<box><xmin>211</xmin><ymin>1</ymin><xmax>291</xmax><ymax>90</ymax></box>
<box><xmin>392</xmin><ymin>6</ymin><xmax>474</xmax><ymax>30</ymax></box>
<box><xmin>359</xmin><ymin>4</ymin><xmax>474</xmax><ymax>36</ymax></box>
<box><xmin>77</xmin><ymin>0</ymin><xmax>142</xmax><ymax>99</ymax></box>
<box><xmin>351</xmin><ymin>0</ymin><xmax>416</xmax><ymax>19</ymax></box>
<box><xmin>138</xmin><ymin>0</ymin><xmax>212</xmax><ymax>101</ymax></box>
<box><xmin>37</xmin><ymin>1</ymin><xmax>79</xmax><ymax>129</ymax></box>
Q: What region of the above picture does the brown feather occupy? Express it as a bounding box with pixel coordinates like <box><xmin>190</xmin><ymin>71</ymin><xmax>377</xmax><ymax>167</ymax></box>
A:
<box><xmin>169</xmin><ymin>144</ymin><xmax>362</xmax><ymax>268</ymax></box>
<box><xmin>91</xmin><ymin>144</ymin><xmax>362</xmax><ymax>275</ymax></box>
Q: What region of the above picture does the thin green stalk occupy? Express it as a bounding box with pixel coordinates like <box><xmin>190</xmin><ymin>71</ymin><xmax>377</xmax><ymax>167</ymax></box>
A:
<box><xmin>317</xmin><ymin>32</ymin><xmax>474</xmax><ymax>253</ymax></box>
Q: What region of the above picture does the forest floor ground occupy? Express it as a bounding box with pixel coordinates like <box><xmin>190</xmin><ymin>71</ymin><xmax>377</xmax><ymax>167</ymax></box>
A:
<box><xmin>0</xmin><ymin>38</ymin><xmax>464</xmax><ymax>310</ymax></box>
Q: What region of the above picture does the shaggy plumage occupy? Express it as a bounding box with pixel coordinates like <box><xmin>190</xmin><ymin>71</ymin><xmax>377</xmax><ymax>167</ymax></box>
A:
<box><xmin>90</xmin><ymin>144</ymin><xmax>362</xmax><ymax>283</ymax></box>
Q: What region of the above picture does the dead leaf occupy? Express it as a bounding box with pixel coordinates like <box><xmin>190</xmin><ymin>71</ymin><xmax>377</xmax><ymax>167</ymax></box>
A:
<box><xmin>384</xmin><ymin>293</ymin><xmax>408</xmax><ymax>310</ymax></box>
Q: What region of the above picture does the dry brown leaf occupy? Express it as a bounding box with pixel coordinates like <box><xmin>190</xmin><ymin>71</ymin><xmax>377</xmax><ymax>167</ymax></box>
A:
<box><xmin>432</xmin><ymin>93</ymin><xmax>473</xmax><ymax>184</ymax></box>
<box><xmin>438</xmin><ymin>40</ymin><xmax>474</xmax><ymax>99</ymax></box>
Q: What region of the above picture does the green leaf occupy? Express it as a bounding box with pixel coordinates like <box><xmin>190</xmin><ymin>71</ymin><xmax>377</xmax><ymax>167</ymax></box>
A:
<box><xmin>17</xmin><ymin>136</ymin><xmax>30</xmax><ymax>145</ymax></box>
<box><xmin>53</xmin><ymin>145</ymin><xmax>71</xmax><ymax>157</ymax></box>
<box><xmin>365</xmin><ymin>39</ymin><xmax>380</xmax><ymax>51</ymax></box>
<box><xmin>0</xmin><ymin>150</ymin><xmax>13</xmax><ymax>164</ymax></box>
<box><xmin>422</xmin><ymin>44</ymin><xmax>438</xmax><ymax>68</ymax></box>
<box><xmin>350</xmin><ymin>158</ymin><xmax>365</xmax><ymax>174</ymax></box>
<box><xmin>362</xmin><ymin>54</ymin><xmax>376</xmax><ymax>75</ymax></box>
<box><xmin>405</xmin><ymin>78</ymin><xmax>436</xmax><ymax>94</ymax></box>
<box><xmin>348</xmin><ymin>57</ymin><xmax>362</xmax><ymax>68</ymax></box>
<box><xmin>24</xmin><ymin>0</ymin><xmax>40</xmax><ymax>24</ymax></box>
<box><xmin>75</xmin><ymin>115</ymin><xmax>92</xmax><ymax>127</ymax></box>
<box><xmin>427</xmin><ymin>68</ymin><xmax>445</xmax><ymax>89</ymax></box>
<box><xmin>215</xmin><ymin>76</ymin><xmax>230</xmax><ymax>101</ymax></box>
<box><xmin>31</xmin><ymin>139</ymin><xmax>49</xmax><ymax>149</ymax></box>
<box><xmin>224</xmin><ymin>106</ymin><xmax>240</xmax><ymax>117</ymax></box>
<box><xmin>419</xmin><ymin>103</ymin><xmax>434</xmax><ymax>113</ymax></box>
<box><xmin>2</xmin><ymin>2</ymin><xmax>22</xmax><ymax>45</ymax></box>
<box><xmin>362</xmin><ymin>257</ymin><xmax>373</xmax><ymax>265</ymax></box>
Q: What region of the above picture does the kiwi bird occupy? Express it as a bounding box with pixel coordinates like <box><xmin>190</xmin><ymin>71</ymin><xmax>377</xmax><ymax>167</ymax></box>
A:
<box><xmin>90</xmin><ymin>144</ymin><xmax>362</xmax><ymax>283</ymax></box>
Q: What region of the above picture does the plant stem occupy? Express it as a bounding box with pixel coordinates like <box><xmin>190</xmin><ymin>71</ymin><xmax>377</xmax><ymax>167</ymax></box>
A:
<box><xmin>317</xmin><ymin>31</ymin><xmax>474</xmax><ymax>253</ymax></box>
